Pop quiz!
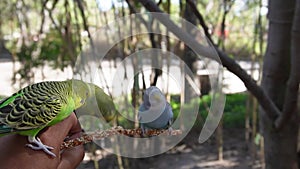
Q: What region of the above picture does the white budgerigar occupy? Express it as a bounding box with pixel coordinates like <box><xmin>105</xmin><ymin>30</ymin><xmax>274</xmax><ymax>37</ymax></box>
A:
<box><xmin>138</xmin><ymin>86</ymin><xmax>173</xmax><ymax>134</ymax></box>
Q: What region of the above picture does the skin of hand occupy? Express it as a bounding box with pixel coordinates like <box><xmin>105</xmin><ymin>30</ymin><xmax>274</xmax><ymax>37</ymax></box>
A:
<box><xmin>0</xmin><ymin>112</ymin><xmax>84</xmax><ymax>169</ymax></box>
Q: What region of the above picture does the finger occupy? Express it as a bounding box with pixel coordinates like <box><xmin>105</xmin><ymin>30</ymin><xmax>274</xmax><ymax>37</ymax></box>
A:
<box><xmin>58</xmin><ymin>145</ymin><xmax>85</xmax><ymax>169</ymax></box>
<box><xmin>67</xmin><ymin>117</ymin><xmax>83</xmax><ymax>140</ymax></box>
<box><xmin>39</xmin><ymin>112</ymin><xmax>80</xmax><ymax>156</ymax></box>
<box><xmin>58</xmin><ymin>113</ymin><xmax>85</xmax><ymax>169</ymax></box>
<box><xmin>0</xmin><ymin>113</ymin><xmax>80</xmax><ymax>168</ymax></box>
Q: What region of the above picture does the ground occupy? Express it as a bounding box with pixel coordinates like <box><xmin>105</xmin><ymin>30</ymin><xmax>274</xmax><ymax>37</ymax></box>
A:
<box><xmin>78</xmin><ymin>128</ymin><xmax>263</xmax><ymax>169</ymax></box>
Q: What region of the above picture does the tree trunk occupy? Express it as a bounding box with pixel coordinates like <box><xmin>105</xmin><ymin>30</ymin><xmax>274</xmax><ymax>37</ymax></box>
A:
<box><xmin>260</xmin><ymin>0</ymin><xmax>298</xmax><ymax>168</ymax></box>
<box><xmin>183</xmin><ymin>0</ymin><xmax>198</xmax><ymax>102</ymax></box>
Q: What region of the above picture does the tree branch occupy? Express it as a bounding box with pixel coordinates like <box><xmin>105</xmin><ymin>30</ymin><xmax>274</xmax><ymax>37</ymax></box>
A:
<box><xmin>39</xmin><ymin>0</ymin><xmax>49</xmax><ymax>34</ymax></box>
<box><xmin>125</xmin><ymin>0</ymin><xmax>148</xmax><ymax>26</ymax></box>
<box><xmin>74</xmin><ymin>0</ymin><xmax>93</xmax><ymax>47</ymax></box>
<box><xmin>45</xmin><ymin>0</ymin><xmax>59</xmax><ymax>31</ymax></box>
<box><xmin>138</xmin><ymin>0</ymin><xmax>281</xmax><ymax>126</ymax></box>
<box><xmin>186</xmin><ymin>0</ymin><xmax>214</xmax><ymax>45</ymax></box>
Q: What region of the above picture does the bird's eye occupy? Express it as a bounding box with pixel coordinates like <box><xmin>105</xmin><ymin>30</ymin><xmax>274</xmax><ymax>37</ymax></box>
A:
<box><xmin>85</xmin><ymin>91</ymin><xmax>89</xmax><ymax>97</ymax></box>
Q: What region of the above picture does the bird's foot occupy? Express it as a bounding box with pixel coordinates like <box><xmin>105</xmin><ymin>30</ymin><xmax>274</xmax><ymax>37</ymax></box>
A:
<box><xmin>167</xmin><ymin>127</ymin><xmax>174</xmax><ymax>135</ymax></box>
<box><xmin>140</xmin><ymin>128</ymin><xmax>149</xmax><ymax>137</ymax></box>
<box><xmin>26</xmin><ymin>136</ymin><xmax>56</xmax><ymax>157</ymax></box>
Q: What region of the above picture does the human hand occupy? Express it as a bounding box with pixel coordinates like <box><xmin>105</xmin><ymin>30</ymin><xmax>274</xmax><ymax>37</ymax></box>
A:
<box><xmin>0</xmin><ymin>112</ymin><xmax>84</xmax><ymax>169</ymax></box>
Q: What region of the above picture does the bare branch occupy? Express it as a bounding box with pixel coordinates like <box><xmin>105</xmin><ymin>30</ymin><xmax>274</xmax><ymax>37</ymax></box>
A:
<box><xmin>156</xmin><ymin>0</ymin><xmax>162</xmax><ymax>6</ymax></box>
<box><xmin>60</xmin><ymin>126</ymin><xmax>182</xmax><ymax>150</ymax></box>
<box><xmin>39</xmin><ymin>0</ymin><xmax>49</xmax><ymax>34</ymax></box>
<box><xmin>74</xmin><ymin>0</ymin><xmax>92</xmax><ymax>41</ymax></box>
<box><xmin>45</xmin><ymin>0</ymin><xmax>60</xmax><ymax>31</ymax></box>
<box><xmin>125</xmin><ymin>0</ymin><xmax>148</xmax><ymax>26</ymax></box>
<box><xmin>186</xmin><ymin>0</ymin><xmax>214</xmax><ymax>45</ymax></box>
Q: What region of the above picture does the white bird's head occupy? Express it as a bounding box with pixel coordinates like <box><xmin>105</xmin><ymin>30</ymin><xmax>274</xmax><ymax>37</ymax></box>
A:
<box><xmin>143</xmin><ymin>86</ymin><xmax>166</xmax><ymax>108</ymax></box>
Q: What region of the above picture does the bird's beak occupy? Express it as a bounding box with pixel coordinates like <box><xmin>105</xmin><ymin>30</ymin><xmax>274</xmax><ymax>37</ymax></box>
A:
<box><xmin>153</xmin><ymin>93</ymin><xmax>161</xmax><ymax>101</ymax></box>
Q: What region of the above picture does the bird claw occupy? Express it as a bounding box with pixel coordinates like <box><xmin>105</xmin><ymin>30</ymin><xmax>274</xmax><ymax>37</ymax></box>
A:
<box><xmin>141</xmin><ymin>129</ymin><xmax>147</xmax><ymax>137</ymax></box>
<box><xmin>167</xmin><ymin>127</ymin><xmax>173</xmax><ymax>135</ymax></box>
<box><xmin>26</xmin><ymin>136</ymin><xmax>56</xmax><ymax>157</ymax></box>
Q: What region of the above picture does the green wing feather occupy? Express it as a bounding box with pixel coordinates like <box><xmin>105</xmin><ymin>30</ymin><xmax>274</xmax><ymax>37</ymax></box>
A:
<box><xmin>0</xmin><ymin>81</ymin><xmax>71</xmax><ymax>136</ymax></box>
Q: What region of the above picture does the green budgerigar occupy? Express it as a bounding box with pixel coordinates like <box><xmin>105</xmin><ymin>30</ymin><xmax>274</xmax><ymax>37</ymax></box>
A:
<box><xmin>0</xmin><ymin>79</ymin><xmax>116</xmax><ymax>157</ymax></box>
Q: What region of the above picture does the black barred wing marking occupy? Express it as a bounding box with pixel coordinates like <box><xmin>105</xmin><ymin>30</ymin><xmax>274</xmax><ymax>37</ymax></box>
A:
<box><xmin>0</xmin><ymin>81</ymin><xmax>65</xmax><ymax>131</ymax></box>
